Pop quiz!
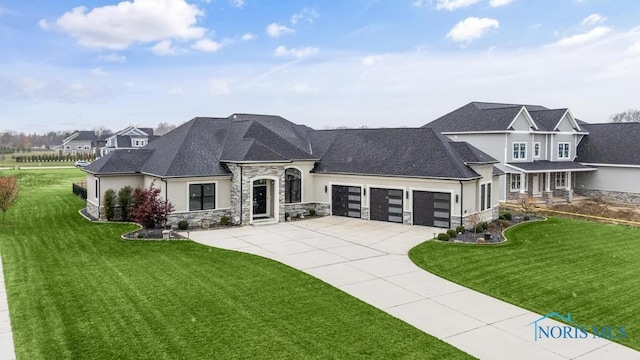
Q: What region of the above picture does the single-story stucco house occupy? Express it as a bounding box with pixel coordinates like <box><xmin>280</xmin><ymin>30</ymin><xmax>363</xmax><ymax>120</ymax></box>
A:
<box><xmin>83</xmin><ymin>114</ymin><xmax>501</xmax><ymax>229</ymax></box>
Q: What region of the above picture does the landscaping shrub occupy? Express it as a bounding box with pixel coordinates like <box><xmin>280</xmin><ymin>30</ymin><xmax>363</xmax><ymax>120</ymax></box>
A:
<box><xmin>455</xmin><ymin>225</ymin><xmax>465</xmax><ymax>234</ymax></box>
<box><xmin>437</xmin><ymin>233</ymin><xmax>450</xmax><ymax>241</ymax></box>
<box><xmin>220</xmin><ymin>216</ymin><xmax>230</xmax><ymax>226</ymax></box>
<box><xmin>285</xmin><ymin>212</ymin><xmax>290</xmax><ymax>220</ymax></box>
<box><xmin>446</xmin><ymin>229</ymin><xmax>457</xmax><ymax>238</ymax></box>
<box><xmin>474</xmin><ymin>225</ymin><xmax>484</xmax><ymax>233</ymax></box>
<box><xmin>502</xmin><ymin>212</ymin><xmax>512</xmax><ymax>220</ymax></box>
<box><xmin>309</xmin><ymin>209</ymin><xmax>316</xmax><ymax>216</ymax></box>
<box><xmin>178</xmin><ymin>220</ymin><xmax>189</xmax><ymax>230</ymax></box>
<box><xmin>103</xmin><ymin>189</ymin><xmax>117</xmax><ymax>221</ymax></box>
<box><xmin>118</xmin><ymin>186</ymin><xmax>134</xmax><ymax>222</ymax></box>
<box><xmin>481</xmin><ymin>221</ymin><xmax>489</xmax><ymax>230</ymax></box>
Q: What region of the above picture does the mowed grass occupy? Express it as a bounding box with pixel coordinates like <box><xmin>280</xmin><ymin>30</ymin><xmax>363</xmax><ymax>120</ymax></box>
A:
<box><xmin>0</xmin><ymin>169</ymin><xmax>471</xmax><ymax>360</ymax></box>
<box><xmin>409</xmin><ymin>217</ymin><xmax>640</xmax><ymax>350</ymax></box>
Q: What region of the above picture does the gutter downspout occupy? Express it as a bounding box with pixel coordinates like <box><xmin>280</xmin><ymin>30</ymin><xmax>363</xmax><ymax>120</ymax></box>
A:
<box><xmin>459</xmin><ymin>180</ymin><xmax>464</xmax><ymax>228</ymax></box>
<box><xmin>239</xmin><ymin>165</ymin><xmax>243</xmax><ymax>225</ymax></box>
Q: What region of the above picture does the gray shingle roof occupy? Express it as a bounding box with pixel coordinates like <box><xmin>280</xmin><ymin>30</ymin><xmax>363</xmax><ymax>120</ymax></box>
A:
<box><xmin>310</xmin><ymin>128</ymin><xmax>482</xmax><ymax>179</ymax></box>
<box><xmin>88</xmin><ymin>115</ymin><xmax>495</xmax><ymax>180</ymax></box>
<box><xmin>577</xmin><ymin>123</ymin><xmax>640</xmax><ymax>165</ymax></box>
<box><xmin>424</xmin><ymin>101</ymin><xmax>571</xmax><ymax>132</ymax></box>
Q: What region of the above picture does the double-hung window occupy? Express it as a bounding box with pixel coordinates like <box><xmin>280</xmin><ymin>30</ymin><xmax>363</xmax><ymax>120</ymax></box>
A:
<box><xmin>510</xmin><ymin>174</ymin><xmax>522</xmax><ymax>191</ymax></box>
<box><xmin>513</xmin><ymin>143</ymin><xmax>527</xmax><ymax>160</ymax></box>
<box><xmin>558</xmin><ymin>143</ymin><xmax>570</xmax><ymax>160</ymax></box>
<box><xmin>555</xmin><ymin>173</ymin><xmax>566</xmax><ymax>188</ymax></box>
<box><xmin>481</xmin><ymin>183</ymin><xmax>492</xmax><ymax>210</ymax></box>
<box><xmin>189</xmin><ymin>183</ymin><xmax>215</xmax><ymax>211</ymax></box>
<box><xmin>533</xmin><ymin>142</ymin><xmax>541</xmax><ymax>159</ymax></box>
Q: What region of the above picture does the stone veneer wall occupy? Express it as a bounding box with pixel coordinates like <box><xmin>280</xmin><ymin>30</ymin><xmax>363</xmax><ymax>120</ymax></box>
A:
<box><xmin>451</xmin><ymin>207</ymin><xmax>499</xmax><ymax>230</ymax></box>
<box><xmin>575</xmin><ymin>189</ymin><xmax>640</xmax><ymax>206</ymax></box>
<box><xmin>283</xmin><ymin>202</ymin><xmax>331</xmax><ymax>217</ymax></box>
<box><xmin>227</xmin><ymin>163</ymin><xmax>286</xmax><ymax>225</ymax></box>
<box><xmin>87</xmin><ymin>201</ymin><xmax>100</xmax><ymax>219</ymax></box>
<box><xmin>167</xmin><ymin>209</ymin><xmax>231</xmax><ymax>229</ymax></box>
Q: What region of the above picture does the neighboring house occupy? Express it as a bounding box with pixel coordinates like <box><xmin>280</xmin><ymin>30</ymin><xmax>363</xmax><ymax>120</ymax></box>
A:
<box><xmin>100</xmin><ymin>126</ymin><xmax>159</xmax><ymax>156</ymax></box>
<box><xmin>425</xmin><ymin>102</ymin><xmax>596</xmax><ymax>204</ymax></box>
<box><xmin>56</xmin><ymin>131</ymin><xmax>97</xmax><ymax>155</ymax></box>
<box><xmin>575</xmin><ymin>122</ymin><xmax>640</xmax><ymax>205</ymax></box>
<box><xmin>83</xmin><ymin>114</ymin><xmax>501</xmax><ymax>229</ymax></box>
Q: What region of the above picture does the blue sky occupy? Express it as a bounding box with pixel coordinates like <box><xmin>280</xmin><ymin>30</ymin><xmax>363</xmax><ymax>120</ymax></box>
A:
<box><xmin>0</xmin><ymin>0</ymin><xmax>639</xmax><ymax>133</ymax></box>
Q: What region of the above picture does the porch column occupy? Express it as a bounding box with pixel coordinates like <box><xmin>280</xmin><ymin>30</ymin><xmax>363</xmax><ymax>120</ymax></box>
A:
<box><xmin>545</xmin><ymin>173</ymin><xmax>551</xmax><ymax>192</ymax></box>
<box><xmin>544</xmin><ymin>172</ymin><xmax>553</xmax><ymax>206</ymax></box>
<box><xmin>564</xmin><ymin>171</ymin><xmax>573</xmax><ymax>203</ymax></box>
<box><xmin>520</xmin><ymin>172</ymin><xmax>526</xmax><ymax>194</ymax></box>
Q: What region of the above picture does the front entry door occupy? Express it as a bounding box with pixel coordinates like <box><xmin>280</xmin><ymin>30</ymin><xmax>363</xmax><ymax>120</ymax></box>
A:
<box><xmin>532</xmin><ymin>174</ymin><xmax>541</xmax><ymax>196</ymax></box>
<box><xmin>253</xmin><ymin>186</ymin><xmax>267</xmax><ymax>215</ymax></box>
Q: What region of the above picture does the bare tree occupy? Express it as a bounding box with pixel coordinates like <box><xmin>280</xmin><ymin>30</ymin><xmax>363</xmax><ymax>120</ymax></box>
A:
<box><xmin>610</xmin><ymin>109</ymin><xmax>640</xmax><ymax>123</ymax></box>
<box><xmin>0</xmin><ymin>177</ymin><xmax>19</xmax><ymax>222</ymax></box>
<box><xmin>155</xmin><ymin>122</ymin><xmax>176</xmax><ymax>135</ymax></box>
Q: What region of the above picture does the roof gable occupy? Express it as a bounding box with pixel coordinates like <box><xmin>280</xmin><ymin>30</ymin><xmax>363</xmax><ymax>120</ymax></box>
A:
<box><xmin>426</xmin><ymin>102</ymin><xmax>542</xmax><ymax>132</ymax></box>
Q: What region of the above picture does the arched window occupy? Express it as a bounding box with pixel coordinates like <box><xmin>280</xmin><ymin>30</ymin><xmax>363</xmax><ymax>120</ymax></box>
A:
<box><xmin>285</xmin><ymin>168</ymin><xmax>302</xmax><ymax>203</ymax></box>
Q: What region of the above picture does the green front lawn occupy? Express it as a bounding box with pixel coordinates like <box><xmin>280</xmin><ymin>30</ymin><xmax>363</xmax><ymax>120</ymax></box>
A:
<box><xmin>409</xmin><ymin>217</ymin><xmax>640</xmax><ymax>350</ymax></box>
<box><xmin>0</xmin><ymin>169</ymin><xmax>471</xmax><ymax>359</ymax></box>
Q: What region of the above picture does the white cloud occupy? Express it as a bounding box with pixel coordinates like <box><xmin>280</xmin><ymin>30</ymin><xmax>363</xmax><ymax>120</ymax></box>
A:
<box><xmin>192</xmin><ymin>38</ymin><xmax>224</xmax><ymax>52</ymax></box>
<box><xmin>581</xmin><ymin>13</ymin><xmax>606</xmax><ymax>26</ymax></box>
<box><xmin>446</xmin><ymin>17</ymin><xmax>499</xmax><ymax>43</ymax></box>
<box><xmin>274</xmin><ymin>46</ymin><xmax>319</xmax><ymax>59</ymax></box>
<box><xmin>436</xmin><ymin>0</ymin><xmax>480</xmax><ymax>11</ymax></box>
<box><xmin>291</xmin><ymin>83</ymin><xmax>318</xmax><ymax>94</ymax></box>
<box><xmin>99</xmin><ymin>53</ymin><xmax>127</xmax><ymax>63</ymax></box>
<box><xmin>151</xmin><ymin>39</ymin><xmax>182</xmax><ymax>56</ymax></box>
<box><xmin>489</xmin><ymin>0</ymin><xmax>513</xmax><ymax>7</ymax></box>
<box><xmin>208</xmin><ymin>79</ymin><xmax>230</xmax><ymax>95</ymax></box>
<box><xmin>13</xmin><ymin>77</ymin><xmax>46</xmax><ymax>96</ymax></box>
<box><xmin>290</xmin><ymin>7</ymin><xmax>320</xmax><ymax>25</ymax></box>
<box><xmin>241</xmin><ymin>32</ymin><xmax>256</xmax><ymax>41</ymax></box>
<box><xmin>169</xmin><ymin>86</ymin><xmax>184</xmax><ymax>94</ymax></box>
<box><xmin>90</xmin><ymin>67</ymin><xmax>109</xmax><ymax>76</ymax></box>
<box><xmin>41</xmin><ymin>0</ymin><xmax>206</xmax><ymax>50</ymax></box>
<box><xmin>552</xmin><ymin>26</ymin><xmax>611</xmax><ymax>47</ymax></box>
<box><xmin>362</xmin><ymin>55</ymin><xmax>384</xmax><ymax>66</ymax></box>
<box><xmin>230</xmin><ymin>0</ymin><xmax>245</xmax><ymax>8</ymax></box>
<box><xmin>266</xmin><ymin>23</ymin><xmax>294</xmax><ymax>38</ymax></box>
<box><xmin>411</xmin><ymin>0</ymin><xmax>430</xmax><ymax>7</ymax></box>
<box><xmin>627</xmin><ymin>42</ymin><xmax>640</xmax><ymax>54</ymax></box>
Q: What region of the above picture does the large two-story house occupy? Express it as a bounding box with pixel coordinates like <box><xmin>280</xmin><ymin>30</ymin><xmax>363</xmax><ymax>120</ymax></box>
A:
<box><xmin>56</xmin><ymin>131</ymin><xmax>97</xmax><ymax>155</ymax></box>
<box><xmin>425</xmin><ymin>102</ymin><xmax>597</xmax><ymax>204</ymax></box>
<box><xmin>84</xmin><ymin>114</ymin><xmax>501</xmax><ymax>229</ymax></box>
<box><xmin>100</xmin><ymin>126</ymin><xmax>159</xmax><ymax>156</ymax></box>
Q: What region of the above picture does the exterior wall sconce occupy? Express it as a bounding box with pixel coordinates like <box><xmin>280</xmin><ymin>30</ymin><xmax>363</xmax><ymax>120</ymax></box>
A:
<box><xmin>324</xmin><ymin>185</ymin><xmax>328</xmax><ymax>193</ymax></box>
<box><xmin>406</xmin><ymin>191</ymin><xmax>409</xmax><ymax>199</ymax></box>
<box><xmin>363</xmin><ymin>188</ymin><xmax>366</xmax><ymax>196</ymax></box>
<box><xmin>455</xmin><ymin>194</ymin><xmax>459</xmax><ymax>203</ymax></box>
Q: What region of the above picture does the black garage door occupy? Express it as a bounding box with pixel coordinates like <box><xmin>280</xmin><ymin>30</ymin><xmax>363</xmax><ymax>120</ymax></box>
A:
<box><xmin>370</xmin><ymin>188</ymin><xmax>404</xmax><ymax>223</ymax></box>
<box><xmin>332</xmin><ymin>185</ymin><xmax>361</xmax><ymax>218</ymax></box>
<box><xmin>413</xmin><ymin>191</ymin><xmax>451</xmax><ymax>228</ymax></box>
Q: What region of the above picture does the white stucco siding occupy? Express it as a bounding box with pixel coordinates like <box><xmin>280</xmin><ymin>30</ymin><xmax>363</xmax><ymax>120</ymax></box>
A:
<box><xmin>87</xmin><ymin>174</ymin><xmax>144</xmax><ymax>207</ymax></box>
<box><xmin>164</xmin><ymin>176</ymin><xmax>232</xmax><ymax>212</ymax></box>
<box><xmin>309</xmin><ymin>173</ymin><xmax>481</xmax><ymax>217</ymax></box>
<box><xmin>576</xmin><ymin>167</ymin><xmax>640</xmax><ymax>194</ymax></box>
<box><xmin>288</xmin><ymin>161</ymin><xmax>316</xmax><ymax>204</ymax></box>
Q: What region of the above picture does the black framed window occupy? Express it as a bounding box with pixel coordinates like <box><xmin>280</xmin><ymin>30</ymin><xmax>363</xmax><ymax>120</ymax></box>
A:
<box><xmin>285</xmin><ymin>168</ymin><xmax>301</xmax><ymax>203</ymax></box>
<box><xmin>480</xmin><ymin>184</ymin><xmax>486</xmax><ymax>211</ymax></box>
<box><xmin>189</xmin><ymin>183</ymin><xmax>215</xmax><ymax>211</ymax></box>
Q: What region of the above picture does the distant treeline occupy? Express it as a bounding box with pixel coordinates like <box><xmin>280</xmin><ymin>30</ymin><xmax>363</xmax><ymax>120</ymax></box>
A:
<box><xmin>14</xmin><ymin>153</ymin><xmax>97</xmax><ymax>163</ymax></box>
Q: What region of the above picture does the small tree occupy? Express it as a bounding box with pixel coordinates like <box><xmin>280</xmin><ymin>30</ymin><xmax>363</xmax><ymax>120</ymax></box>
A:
<box><xmin>469</xmin><ymin>213</ymin><xmax>482</xmax><ymax>234</ymax></box>
<box><xmin>519</xmin><ymin>196</ymin><xmax>537</xmax><ymax>218</ymax></box>
<box><xmin>0</xmin><ymin>176</ymin><xmax>19</xmax><ymax>222</ymax></box>
<box><xmin>103</xmin><ymin>189</ymin><xmax>117</xmax><ymax>221</ymax></box>
<box><xmin>118</xmin><ymin>186</ymin><xmax>134</xmax><ymax>222</ymax></box>
<box><xmin>130</xmin><ymin>181</ymin><xmax>174</xmax><ymax>232</ymax></box>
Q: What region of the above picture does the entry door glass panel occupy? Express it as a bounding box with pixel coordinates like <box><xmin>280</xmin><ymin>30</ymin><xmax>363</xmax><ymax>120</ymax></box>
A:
<box><xmin>253</xmin><ymin>186</ymin><xmax>267</xmax><ymax>215</ymax></box>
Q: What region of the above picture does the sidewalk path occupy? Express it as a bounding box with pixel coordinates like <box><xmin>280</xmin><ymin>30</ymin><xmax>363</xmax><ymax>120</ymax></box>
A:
<box><xmin>187</xmin><ymin>216</ymin><xmax>640</xmax><ymax>360</ymax></box>
<box><xmin>0</xmin><ymin>254</ymin><xmax>16</xmax><ymax>360</ymax></box>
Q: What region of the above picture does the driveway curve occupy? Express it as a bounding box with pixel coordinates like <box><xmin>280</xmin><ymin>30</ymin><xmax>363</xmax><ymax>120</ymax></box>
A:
<box><xmin>187</xmin><ymin>216</ymin><xmax>640</xmax><ymax>360</ymax></box>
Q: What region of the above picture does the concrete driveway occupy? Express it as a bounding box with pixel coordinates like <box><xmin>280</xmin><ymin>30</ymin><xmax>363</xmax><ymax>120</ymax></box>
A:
<box><xmin>187</xmin><ymin>216</ymin><xmax>640</xmax><ymax>360</ymax></box>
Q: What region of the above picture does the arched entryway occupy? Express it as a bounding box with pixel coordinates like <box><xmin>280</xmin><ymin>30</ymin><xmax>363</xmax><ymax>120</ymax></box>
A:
<box><xmin>250</xmin><ymin>177</ymin><xmax>279</xmax><ymax>224</ymax></box>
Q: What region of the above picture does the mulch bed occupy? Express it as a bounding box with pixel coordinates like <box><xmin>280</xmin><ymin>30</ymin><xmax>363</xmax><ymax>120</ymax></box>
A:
<box><xmin>446</xmin><ymin>215</ymin><xmax>544</xmax><ymax>244</ymax></box>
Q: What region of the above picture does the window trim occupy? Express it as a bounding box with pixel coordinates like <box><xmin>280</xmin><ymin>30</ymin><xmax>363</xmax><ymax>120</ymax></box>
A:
<box><xmin>533</xmin><ymin>142</ymin><xmax>541</xmax><ymax>159</ymax></box>
<box><xmin>187</xmin><ymin>182</ymin><xmax>217</xmax><ymax>211</ymax></box>
<box><xmin>557</xmin><ymin>142</ymin><xmax>571</xmax><ymax>160</ymax></box>
<box><xmin>509</xmin><ymin>174</ymin><xmax>527</xmax><ymax>192</ymax></box>
<box><xmin>284</xmin><ymin>167</ymin><xmax>303</xmax><ymax>204</ymax></box>
<box><xmin>513</xmin><ymin>142</ymin><xmax>527</xmax><ymax>160</ymax></box>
